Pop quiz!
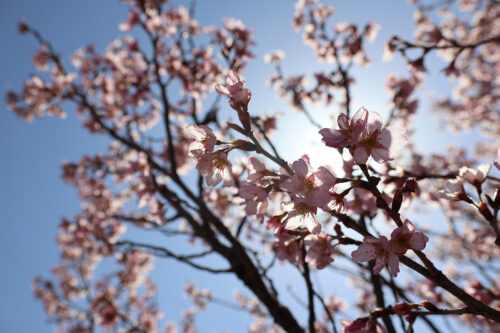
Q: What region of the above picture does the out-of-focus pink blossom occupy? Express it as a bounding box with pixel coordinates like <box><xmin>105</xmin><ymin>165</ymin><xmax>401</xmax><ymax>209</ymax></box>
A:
<box><xmin>196</xmin><ymin>151</ymin><xmax>233</xmax><ymax>186</ymax></box>
<box><xmin>282</xmin><ymin>200</ymin><xmax>321</xmax><ymax>234</ymax></box>
<box><xmin>438</xmin><ymin>178</ymin><xmax>470</xmax><ymax>202</ymax></box>
<box><xmin>186</xmin><ymin>124</ymin><xmax>216</xmax><ymax>157</ymax></box>
<box><xmin>18</xmin><ymin>19</ymin><xmax>28</xmax><ymax>34</ymax></box>
<box><xmin>264</xmin><ymin>50</ymin><xmax>285</xmax><ymax>64</ymax></box>
<box><xmin>389</xmin><ymin>219</ymin><xmax>429</xmax><ymax>255</ymax></box>
<box><xmin>352</xmin><ymin>236</ymin><xmax>400</xmax><ymax>277</ymax></box>
<box><xmin>393</xmin><ymin>302</ymin><xmax>419</xmax><ymax>316</ymax></box>
<box><xmin>304</xmin><ymin>232</ymin><xmax>335</xmax><ymax>269</ymax></box>
<box><xmin>459</xmin><ymin>163</ymin><xmax>491</xmax><ymax>187</ymax></box>
<box><xmin>274</xmin><ymin>232</ymin><xmax>301</xmax><ymax>264</ymax></box>
<box><xmin>364</xmin><ymin>22</ymin><xmax>380</xmax><ymax>43</ymax></box>
<box><xmin>267</xmin><ymin>214</ymin><xmax>286</xmax><ymax>234</ymax></box>
<box><xmin>382</xmin><ymin>36</ymin><xmax>399</xmax><ymax>62</ymax></box>
<box><xmin>340</xmin><ymin>317</ymin><xmax>387</xmax><ymax>333</ymax></box>
<box><xmin>215</xmin><ymin>70</ymin><xmax>252</xmax><ymax>112</ymax></box>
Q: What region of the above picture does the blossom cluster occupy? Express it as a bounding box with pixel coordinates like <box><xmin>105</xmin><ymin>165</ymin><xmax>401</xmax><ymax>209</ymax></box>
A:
<box><xmin>319</xmin><ymin>107</ymin><xmax>408</xmax><ymax>164</ymax></box>
<box><xmin>352</xmin><ymin>220</ymin><xmax>429</xmax><ymax>277</ymax></box>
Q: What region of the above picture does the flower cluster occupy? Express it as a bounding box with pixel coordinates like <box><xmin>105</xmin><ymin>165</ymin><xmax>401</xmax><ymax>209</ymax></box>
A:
<box><xmin>280</xmin><ymin>155</ymin><xmax>337</xmax><ymax>234</ymax></box>
<box><xmin>351</xmin><ymin>219</ymin><xmax>429</xmax><ymax>277</ymax></box>
<box><xmin>319</xmin><ymin>107</ymin><xmax>408</xmax><ymax>164</ymax></box>
<box><xmin>186</xmin><ymin>124</ymin><xmax>233</xmax><ymax>186</ymax></box>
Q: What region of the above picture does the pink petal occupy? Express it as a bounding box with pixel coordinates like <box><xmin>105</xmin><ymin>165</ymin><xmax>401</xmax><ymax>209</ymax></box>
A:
<box><xmin>352</xmin><ymin>243</ymin><xmax>377</xmax><ymax>262</ymax></box>
<box><xmin>206</xmin><ymin>170</ymin><xmax>222</xmax><ymax>186</ymax></box>
<box><xmin>403</xmin><ymin>220</ymin><xmax>415</xmax><ymax>232</ymax></box>
<box><xmin>366</xmin><ymin>109</ymin><xmax>383</xmax><ymax>133</ymax></box>
<box><xmin>215</xmin><ymin>83</ymin><xmax>230</xmax><ymax>96</ymax></box>
<box><xmin>373</xmin><ymin>256</ymin><xmax>387</xmax><ymax>274</ymax></box>
<box><xmin>316</xmin><ymin>165</ymin><xmax>337</xmax><ymax>187</ymax></box>
<box><xmin>387</xmin><ymin>253</ymin><xmax>400</xmax><ymax>277</ymax></box>
<box><xmin>222</xmin><ymin>167</ymin><xmax>234</xmax><ymax>186</ymax></box>
<box><xmin>352</xmin><ymin>107</ymin><xmax>368</xmax><ymax>125</ymax></box>
<box><xmin>319</xmin><ymin>128</ymin><xmax>347</xmax><ymax>148</ymax></box>
<box><xmin>285</xmin><ymin>211</ymin><xmax>303</xmax><ymax>230</ymax></box>
<box><xmin>371</xmin><ymin>147</ymin><xmax>392</xmax><ymax>163</ymax></box>
<box><xmin>304</xmin><ymin>214</ymin><xmax>321</xmax><ymax>234</ymax></box>
<box><xmin>292</xmin><ymin>156</ymin><xmax>310</xmax><ymax>177</ymax></box>
<box><xmin>409</xmin><ymin>232</ymin><xmax>429</xmax><ymax>251</ymax></box>
<box><xmin>353</xmin><ymin>146</ymin><xmax>369</xmax><ymax>164</ymax></box>
<box><xmin>308</xmin><ymin>189</ymin><xmax>331</xmax><ymax>207</ymax></box>
<box><xmin>337</xmin><ymin>113</ymin><xmax>349</xmax><ymax>129</ymax></box>
<box><xmin>385</xmin><ymin>126</ymin><xmax>408</xmax><ymax>151</ymax></box>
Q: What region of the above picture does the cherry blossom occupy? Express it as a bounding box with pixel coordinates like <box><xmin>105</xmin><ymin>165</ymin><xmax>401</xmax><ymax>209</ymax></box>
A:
<box><xmin>186</xmin><ymin>124</ymin><xmax>217</xmax><ymax>157</ymax></box>
<box><xmin>282</xmin><ymin>199</ymin><xmax>321</xmax><ymax>234</ymax></box>
<box><xmin>351</xmin><ymin>108</ymin><xmax>407</xmax><ymax>164</ymax></box>
<box><xmin>439</xmin><ymin>178</ymin><xmax>471</xmax><ymax>202</ymax></box>
<box><xmin>319</xmin><ymin>107</ymin><xmax>368</xmax><ymax>149</ymax></box>
<box><xmin>389</xmin><ymin>219</ymin><xmax>429</xmax><ymax>255</ymax></box>
<box><xmin>459</xmin><ymin>163</ymin><xmax>492</xmax><ymax>187</ymax></box>
<box><xmin>10</xmin><ymin>1</ymin><xmax>500</xmax><ymax>332</ymax></box>
<box><xmin>351</xmin><ymin>236</ymin><xmax>400</xmax><ymax>277</ymax></box>
<box><xmin>215</xmin><ymin>70</ymin><xmax>252</xmax><ymax>112</ymax></box>
<box><xmin>304</xmin><ymin>232</ymin><xmax>335</xmax><ymax>269</ymax></box>
<box><xmin>196</xmin><ymin>151</ymin><xmax>234</xmax><ymax>186</ymax></box>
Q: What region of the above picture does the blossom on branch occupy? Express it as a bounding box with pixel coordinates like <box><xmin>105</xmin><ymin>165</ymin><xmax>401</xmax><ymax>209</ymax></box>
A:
<box><xmin>351</xmin><ymin>235</ymin><xmax>400</xmax><ymax>277</ymax></box>
<box><xmin>304</xmin><ymin>232</ymin><xmax>335</xmax><ymax>269</ymax></box>
<box><xmin>389</xmin><ymin>219</ymin><xmax>429</xmax><ymax>255</ymax></box>
<box><xmin>319</xmin><ymin>107</ymin><xmax>407</xmax><ymax>164</ymax></box>
<box><xmin>215</xmin><ymin>70</ymin><xmax>252</xmax><ymax>130</ymax></box>
<box><xmin>196</xmin><ymin>151</ymin><xmax>234</xmax><ymax>187</ymax></box>
<box><xmin>186</xmin><ymin>124</ymin><xmax>217</xmax><ymax>157</ymax></box>
<box><xmin>459</xmin><ymin>163</ymin><xmax>491</xmax><ymax>188</ymax></box>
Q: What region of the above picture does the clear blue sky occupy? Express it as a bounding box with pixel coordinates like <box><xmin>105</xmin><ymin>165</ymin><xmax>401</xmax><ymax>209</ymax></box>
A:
<box><xmin>0</xmin><ymin>1</ymin><xmax>474</xmax><ymax>332</ymax></box>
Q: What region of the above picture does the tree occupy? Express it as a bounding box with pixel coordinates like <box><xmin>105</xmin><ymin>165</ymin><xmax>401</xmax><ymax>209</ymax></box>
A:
<box><xmin>7</xmin><ymin>0</ymin><xmax>500</xmax><ymax>332</ymax></box>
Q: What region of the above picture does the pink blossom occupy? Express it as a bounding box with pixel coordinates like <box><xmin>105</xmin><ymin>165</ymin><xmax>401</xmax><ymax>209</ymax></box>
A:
<box><xmin>239</xmin><ymin>181</ymin><xmax>268</xmax><ymax>216</ymax></box>
<box><xmin>459</xmin><ymin>163</ymin><xmax>491</xmax><ymax>187</ymax></box>
<box><xmin>282</xmin><ymin>200</ymin><xmax>321</xmax><ymax>234</ymax></box>
<box><xmin>351</xmin><ymin>236</ymin><xmax>400</xmax><ymax>277</ymax></box>
<box><xmin>246</xmin><ymin>156</ymin><xmax>273</xmax><ymax>183</ymax></box>
<box><xmin>274</xmin><ymin>232</ymin><xmax>301</xmax><ymax>264</ymax></box>
<box><xmin>239</xmin><ymin>156</ymin><xmax>275</xmax><ymax>217</ymax></box>
<box><xmin>319</xmin><ymin>107</ymin><xmax>368</xmax><ymax>149</ymax></box>
<box><xmin>281</xmin><ymin>155</ymin><xmax>335</xmax><ymax>207</ymax></box>
<box><xmin>393</xmin><ymin>302</ymin><xmax>418</xmax><ymax>316</ymax></box>
<box><xmin>304</xmin><ymin>232</ymin><xmax>335</xmax><ymax>269</ymax></box>
<box><xmin>340</xmin><ymin>317</ymin><xmax>386</xmax><ymax>333</ymax></box>
<box><xmin>264</xmin><ymin>50</ymin><xmax>285</xmax><ymax>64</ymax></box>
<box><xmin>364</xmin><ymin>22</ymin><xmax>380</xmax><ymax>42</ymax></box>
<box><xmin>382</xmin><ymin>36</ymin><xmax>399</xmax><ymax>62</ymax></box>
<box><xmin>267</xmin><ymin>214</ymin><xmax>286</xmax><ymax>234</ymax></box>
<box><xmin>389</xmin><ymin>219</ymin><xmax>429</xmax><ymax>255</ymax></box>
<box><xmin>196</xmin><ymin>151</ymin><xmax>234</xmax><ymax>186</ymax></box>
<box><xmin>186</xmin><ymin>124</ymin><xmax>216</xmax><ymax>157</ymax></box>
<box><xmin>438</xmin><ymin>178</ymin><xmax>470</xmax><ymax>202</ymax></box>
<box><xmin>215</xmin><ymin>70</ymin><xmax>252</xmax><ymax>112</ymax></box>
<box><xmin>352</xmin><ymin>108</ymin><xmax>407</xmax><ymax>164</ymax></box>
<box><xmin>320</xmin><ymin>107</ymin><xmax>407</xmax><ymax>164</ymax></box>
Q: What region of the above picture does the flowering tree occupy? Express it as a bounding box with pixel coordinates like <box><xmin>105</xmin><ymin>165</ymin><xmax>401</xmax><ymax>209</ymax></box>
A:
<box><xmin>8</xmin><ymin>0</ymin><xmax>500</xmax><ymax>332</ymax></box>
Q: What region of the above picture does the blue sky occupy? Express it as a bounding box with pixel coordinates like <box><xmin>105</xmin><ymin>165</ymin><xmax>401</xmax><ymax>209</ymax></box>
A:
<box><xmin>0</xmin><ymin>1</ymin><xmax>477</xmax><ymax>332</ymax></box>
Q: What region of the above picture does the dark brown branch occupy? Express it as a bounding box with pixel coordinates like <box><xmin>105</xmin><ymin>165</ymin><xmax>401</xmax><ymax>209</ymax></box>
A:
<box><xmin>115</xmin><ymin>240</ymin><xmax>230</xmax><ymax>274</ymax></box>
<box><xmin>301</xmin><ymin>245</ymin><xmax>316</xmax><ymax>333</ymax></box>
